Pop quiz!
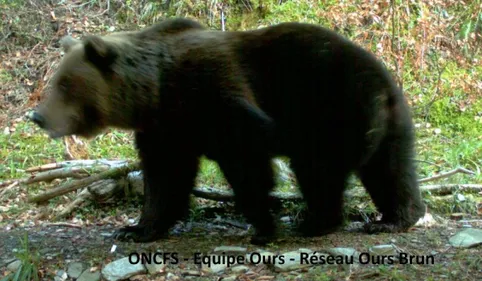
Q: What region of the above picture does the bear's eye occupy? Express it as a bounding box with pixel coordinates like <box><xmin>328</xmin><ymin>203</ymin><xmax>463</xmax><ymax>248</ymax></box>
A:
<box><xmin>57</xmin><ymin>79</ymin><xmax>70</xmax><ymax>93</ymax></box>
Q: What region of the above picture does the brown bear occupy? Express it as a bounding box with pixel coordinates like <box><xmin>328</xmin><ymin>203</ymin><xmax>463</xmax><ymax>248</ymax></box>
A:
<box><xmin>29</xmin><ymin>17</ymin><xmax>426</xmax><ymax>245</ymax></box>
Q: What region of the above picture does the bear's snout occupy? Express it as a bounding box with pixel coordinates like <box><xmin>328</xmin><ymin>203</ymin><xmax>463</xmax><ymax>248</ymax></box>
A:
<box><xmin>29</xmin><ymin>112</ymin><xmax>46</xmax><ymax>129</ymax></box>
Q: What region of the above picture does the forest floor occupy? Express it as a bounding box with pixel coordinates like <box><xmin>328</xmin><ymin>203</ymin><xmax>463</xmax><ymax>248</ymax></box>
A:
<box><xmin>1</xmin><ymin>1</ymin><xmax>481</xmax><ymax>280</ymax></box>
<box><xmin>1</xmin><ymin>211</ymin><xmax>482</xmax><ymax>281</ymax></box>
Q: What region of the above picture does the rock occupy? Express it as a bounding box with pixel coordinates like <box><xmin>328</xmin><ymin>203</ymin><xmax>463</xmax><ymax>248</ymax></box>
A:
<box><xmin>129</xmin><ymin>274</ymin><xmax>147</xmax><ymax>280</ymax></box>
<box><xmin>325</xmin><ymin>247</ymin><xmax>360</xmax><ymax>262</ymax></box>
<box><xmin>274</xmin><ymin>249</ymin><xmax>319</xmax><ymax>272</ymax></box>
<box><xmin>56</xmin><ymin>269</ymin><xmax>68</xmax><ymax>280</ymax></box>
<box><xmin>145</xmin><ymin>262</ymin><xmax>165</xmax><ymax>275</ymax></box>
<box><xmin>362</xmin><ymin>245</ymin><xmax>400</xmax><ymax>264</ymax></box>
<box><xmin>297</xmin><ymin>248</ymin><xmax>313</xmax><ymax>254</ymax></box>
<box><xmin>326</xmin><ymin>247</ymin><xmax>358</xmax><ymax>257</ymax></box>
<box><xmin>67</xmin><ymin>262</ymin><xmax>86</xmax><ymax>278</ymax></box>
<box><xmin>182</xmin><ymin>270</ymin><xmax>200</xmax><ymax>276</ymax></box>
<box><xmin>166</xmin><ymin>272</ymin><xmax>180</xmax><ymax>280</ymax></box>
<box><xmin>368</xmin><ymin>245</ymin><xmax>398</xmax><ymax>256</ymax></box>
<box><xmin>101</xmin><ymin>257</ymin><xmax>146</xmax><ymax>281</ymax></box>
<box><xmin>213</xmin><ymin>246</ymin><xmax>247</xmax><ymax>255</ymax></box>
<box><xmin>280</xmin><ymin>216</ymin><xmax>291</xmax><ymax>222</ymax></box>
<box><xmin>77</xmin><ymin>270</ymin><xmax>101</xmax><ymax>281</ymax></box>
<box><xmin>231</xmin><ymin>265</ymin><xmax>249</xmax><ymax>273</ymax></box>
<box><xmin>208</xmin><ymin>263</ymin><xmax>227</xmax><ymax>274</ymax></box>
<box><xmin>127</xmin><ymin>171</ymin><xmax>144</xmax><ymax>195</ymax></box>
<box><xmin>246</xmin><ymin>251</ymin><xmax>278</xmax><ymax>265</ymax></box>
<box><xmin>222</xmin><ymin>275</ymin><xmax>238</xmax><ymax>281</ymax></box>
<box><xmin>449</xmin><ymin>228</ymin><xmax>482</xmax><ymax>248</ymax></box>
<box><xmin>274</xmin><ymin>251</ymin><xmax>305</xmax><ymax>272</ymax></box>
<box><xmin>257</xmin><ymin>276</ymin><xmax>275</xmax><ymax>280</ymax></box>
<box><xmin>199</xmin><ymin>254</ymin><xmax>230</xmax><ymax>274</ymax></box>
<box><xmin>1</xmin><ymin>258</ymin><xmax>15</xmax><ymax>267</ymax></box>
<box><xmin>6</xmin><ymin>260</ymin><xmax>21</xmax><ymax>272</ymax></box>
<box><xmin>54</xmin><ymin>277</ymin><xmax>63</xmax><ymax>281</ymax></box>
<box><xmin>415</xmin><ymin>213</ymin><xmax>437</xmax><ymax>227</ymax></box>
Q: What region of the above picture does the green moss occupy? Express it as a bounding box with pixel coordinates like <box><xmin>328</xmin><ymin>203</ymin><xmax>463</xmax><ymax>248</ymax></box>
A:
<box><xmin>0</xmin><ymin>69</ymin><xmax>13</xmax><ymax>83</ymax></box>
<box><xmin>262</xmin><ymin>0</ymin><xmax>334</xmax><ymax>27</ymax></box>
<box><xmin>424</xmin><ymin>193</ymin><xmax>481</xmax><ymax>215</ymax></box>
<box><xmin>428</xmin><ymin>97</ymin><xmax>482</xmax><ymax>136</ymax></box>
<box><xmin>0</xmin><ymin>0</ymin><xmax>25</xmax><ymax>7</ymax></box>
<box><xmin>195</xmin><ymin>157</ymin><xmax>228</xmax><ymax>187</ymax></box>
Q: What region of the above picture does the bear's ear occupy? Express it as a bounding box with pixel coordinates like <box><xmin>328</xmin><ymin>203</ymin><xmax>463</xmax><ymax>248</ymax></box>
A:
<box><xmin>59</xmin><ymin>35</ymin><xmax>81</xmax><ymax>53</ymax></box>
<box><xmin>82</xmin><ymin>35</ymin><xmax>118</xmax><ymax>69</ymax></box>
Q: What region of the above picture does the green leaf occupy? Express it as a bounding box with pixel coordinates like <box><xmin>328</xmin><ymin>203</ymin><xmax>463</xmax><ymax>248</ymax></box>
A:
<box><xmin>19</xmin><ymin>263</ymin><xmax>31</xmax><ymax>281</ymax></box>
<box><xmin>11</xmin><ymin>264</ymin><xmax>22</xmax><ymax>281</ymax></box>
<box><xmin>459</xmin><ymin>20</ymin><xmax>473</xmax><ymax>40</ymax></box>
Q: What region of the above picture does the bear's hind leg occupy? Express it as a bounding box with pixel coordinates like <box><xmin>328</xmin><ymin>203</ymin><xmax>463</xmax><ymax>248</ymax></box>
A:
<box><xmin>216</xmin><ymin>151</ymin><xmax>277</xmax><ymax>246</ymax></box>
<box><xmin>357</xmin><ymin>134</ymin><xmax>426</xmax><ymax>234</ymax></box>
<box><xmin>290</xmin><ymin>154</ymin><xmax>351</xmax><ymax>237</ymax></box>
<box><xmin>209</xmin><ymin>95</ymin><xmax>279</xmax><ymax>245</ymax></box>
<box><xmin>113</xmin><ymin>131</ymin><xmax>200</xmax><ymax>242</ymax></box>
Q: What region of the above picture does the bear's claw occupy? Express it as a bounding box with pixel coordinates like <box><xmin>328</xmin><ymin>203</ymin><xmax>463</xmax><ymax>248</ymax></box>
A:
<box><xmin>250</xmin><ymin>232</ymin><xmax>276</xmax><ymax>246</ymax></box>
<box><xmin>363</xmin><ymin>221</ymin><xmax>411</xmax><ymax>234</ymax></box>
<box><xmin>112</xmin><ymin>224</ymin><xmax>168</xmax><ymax>243</ymax></box>
<box><xmin>296</xmin><ymin>215</ymin><xmax>343</xmax><ymax>238</ymax></box>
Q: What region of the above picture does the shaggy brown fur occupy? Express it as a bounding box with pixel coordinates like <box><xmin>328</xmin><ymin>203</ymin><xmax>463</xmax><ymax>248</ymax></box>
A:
<box><xmin>30</xmin><ymin>17</ymin><xmax>426</xmax><ymax>245</ymax></box>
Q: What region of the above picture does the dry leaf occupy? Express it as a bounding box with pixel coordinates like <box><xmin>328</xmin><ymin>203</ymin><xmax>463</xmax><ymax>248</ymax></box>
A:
<box><xmin>258</xmin><ymin>276</ymin><xmax>275</xmax><ymax>280</ymax></box>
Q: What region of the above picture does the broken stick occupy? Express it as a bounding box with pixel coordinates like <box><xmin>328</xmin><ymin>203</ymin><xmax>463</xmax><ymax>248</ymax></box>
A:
<box><xmin>27</xmin><ymin>162</ymin><xmax>138</xmax><ymax>204</ymax></box>
<box><xmin>418</xmin><ymin>167</ymin><xmax>475</xmax><ymax>183</ymax></box>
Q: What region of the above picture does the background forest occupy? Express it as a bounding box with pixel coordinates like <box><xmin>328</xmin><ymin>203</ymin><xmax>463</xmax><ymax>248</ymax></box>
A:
<box><xmin>0</xmin><ymin>1</ymin><xmax>481</xmax><ymax>281</ymax></box>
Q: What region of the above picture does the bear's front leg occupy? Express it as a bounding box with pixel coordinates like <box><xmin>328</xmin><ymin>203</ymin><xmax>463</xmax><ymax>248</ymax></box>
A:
<box><xmin>113</xmin><ymin>131</ymin><xmax>200</xmax><ymax>243</ymax></box>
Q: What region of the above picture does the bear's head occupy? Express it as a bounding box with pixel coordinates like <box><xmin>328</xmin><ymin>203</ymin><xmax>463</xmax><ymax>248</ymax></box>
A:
<box><xmin>29</xmin><ymin>34</ymin><xmax>119</xmax><ymax>139</ymax></box>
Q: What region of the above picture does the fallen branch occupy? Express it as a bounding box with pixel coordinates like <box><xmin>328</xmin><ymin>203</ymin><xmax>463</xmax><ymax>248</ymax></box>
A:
<box><xmin>87</xmin><ymin>179</ymin><xmax>123</xmax><ymax>203</ymax></box>
<box><xmin>25</xmin><ymin>163</ymin><xmax>62</xmax><ymax>173</ymax></box>
<box><xmin>420</xmin><ymin>184</ymin><xmax>482</xmax><ymax>195</ymax></box>
<box><xmin>418</xmin><ymin>167</ymin><xmax>475</xmax><ymax>183</ymax></box>
<box><xmin>191</xmin><ymin>186</ymin><xmax>233</xmax><ymax>201</ymax></box>
<box><xmin>25</xmin><ymin>159</ymin><xmax>129</xmax><ymax>173</ymax></box>
<box><xmin>0</xmin><ymin>160</ymin><xmax>129</xmax><ymax>198</ymax></box>
<box><xmin>27</xmin><ymin>162</ymin><xmax>138</xmax><ymax>204</ymax></box>
<box><xmin>44</xmin><ymin>222</ymin><xmax>82</xmax><ymax>228</ymax></box>
<box><xmin>54</xmin><ymin>179</ymin><xmax>121</xmax><ymax>219</ymax></box>
<box><xmin>55</xmin><ymin>188</ymin><xmax>91</xmax><ymax>220</ymax></box>
<box><xmin>188</xmin><ymin>184</ymin><xmax>482</xmax><ymax>202</ymax></box>
<box><xmin>188</xmin><ymin>186</ymin><xmax>302</xmax><ymax>202</ymax></box>
<box><xmin>0</xmin><ymin>179</ymin><xmax>19</xmax><ymax>188</ymax></box>
<box><xmin>0</xmin><ymin>181</ymin><xmax>19</xmax><ymax>197</ymax></box>
<box><xmin>19</xmin><ymin>160</ymin><xmax>482</xmax><ymax>219</ymax></box>
<box><xmin>25</xmin><ymin>166</ymin><xmax>93</xmax><ymax>184</ymax></box>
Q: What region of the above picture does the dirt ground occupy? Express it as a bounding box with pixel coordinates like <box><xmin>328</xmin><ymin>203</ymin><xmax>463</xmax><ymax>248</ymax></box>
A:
<box><xmin>1</xmin><ymin>215</ymin><xmax>481</xmax><ymax>281</ymax></box>
<box><xmin>1</xmin><ymin>1</ymin><xmax>481</xmax><ymax>280</ymax></box>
